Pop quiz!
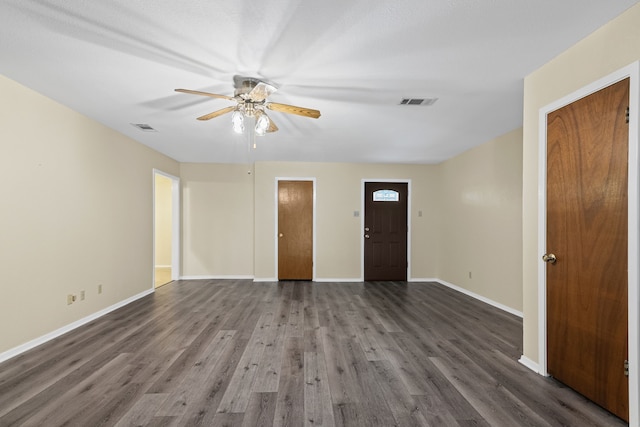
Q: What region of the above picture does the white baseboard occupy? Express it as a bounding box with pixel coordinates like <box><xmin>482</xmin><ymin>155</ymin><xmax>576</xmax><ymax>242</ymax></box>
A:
<box><xmin>0</xmin><ymin>288</ymin><xmax>154</xmax><ymax>364</ymax></box>
<box><xmin>408</xmin><ymin>277</ymin><xmax>440</xmax><ymax>282</ymax></box>
<box><xmin>179</xmin><ymin>275</ymin><xmax>254</xmax><ymax>280</ymax></box>
<box><xmin>518</xmin><ymin>355</ymin><xmax>540</xmax><ymax>373</ymax></box>
<box><xmin>253</xmin><ymin>277</ymin><xmax>278</xmax><ymax>282</ymax></box>
<box><xmin>431</xmin><ymin>279</ymin><xmax>523</xmax><ymax>318</ymax></box>
<box><xmin>314</xmin><ymin>278</ymin><xmax>363</xmax><ymax>283</ymax></box>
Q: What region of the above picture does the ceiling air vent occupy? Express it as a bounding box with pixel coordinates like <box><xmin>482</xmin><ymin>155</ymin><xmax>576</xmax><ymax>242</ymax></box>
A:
<box><xmin>399</xmin><ymin>98</ymin><xmax>438</xmax><ymax>106</ymax></box>
<box><xmin>131</xmin><ymin>123</ymin><xmax>157</xmax><ymax>132</ymax></box>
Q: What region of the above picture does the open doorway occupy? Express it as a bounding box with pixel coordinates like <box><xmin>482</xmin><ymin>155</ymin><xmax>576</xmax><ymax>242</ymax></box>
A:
<box><xmin>153</xmin><ymin>170</ymin><xmax>180</xmax><ymax>288</ymax></box>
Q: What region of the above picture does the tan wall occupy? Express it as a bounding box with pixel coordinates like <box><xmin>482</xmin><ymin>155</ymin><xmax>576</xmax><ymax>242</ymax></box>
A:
<box><xmin>253</xmin><ymin>162</ymin><xmax>440</xmax><ymax>280</ymax></box>
<box><xmin>522</xmin><ymin>3</ymin><xmax>640</xmax><ymax>362</ymax></box>
<box><xmin>0</xmin><ymin>75</ymin><xmax>180</xmax><ymax>355</ymax></box>
<box><xmin>178</xmin><ymin>153</ymin><xmax>522</xmax><ymax>308</ymax></box>
<box><xmin>436</xmin><ymin>129</ymin><xmax>523</xmax><ymax>311</ymax></box>
<box><xmin>0</xmin><ymin>73</ymin><xmax>527</xmax><ymax>355</ymax></box>
<box><xmin>154</xmin><ymin>174</ymin><xmax>173</xmax><ymax>266</ymax></box>
<box><xmin>180</xmin><ymin>163</ymin><xmax>254</xmax><ymax>277</ymax></box>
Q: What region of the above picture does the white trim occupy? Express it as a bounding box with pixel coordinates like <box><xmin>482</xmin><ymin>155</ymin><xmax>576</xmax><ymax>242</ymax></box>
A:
<box><xmin>629</xmin><ymin>63</ymin><xmax>640</xmax><ymax>427</ymax></box>
<box><xmin>275</xmin><ymin>177</ymin><xmax>317</xmax><ymax>281</ymax></box>
<box><xmin>361</xmin><ymin>179</ymin><xmax>412</xmax><ymax>281</ymax></box>
<box><xmin>253</xmin><ymin>277</ymin><xmax>278</xmax><ymax>282</ymax></box>
<box><xmin>408</xmin><ymin>277</ymin><xmax>440</xmax><ymax>283</ymax></box>
<box><xmin>314</xmin><ymin>278</ymin><xmax>363</xmax><ymax>283</ymax></box>
<box><xmin>518</xmin><ymin>356</ymin><xmax>541</xmax><ymax>374</ymax></box>
<box><xmin>0</xmin><ymin>289</ymin><xmax>153</xmax><ymax>364</ymax></box>
<box><xmin>537</xmin><ymin>61</ymin><xmax>640</xmax><ymax>426</ymax></box>
<box><xmin>152</xmin><ymin>169</ymin><xmax>181</xmax><ymax>289</ymax></box>
<box><xmin>434</xmin><ymin>279</ymin><xmax>523</xmax><ymax>318</ymax></box>
<box><xmin>179</xmin><ymin>275</ymin><xmax>254</xmax><ymax>280</ymax></box>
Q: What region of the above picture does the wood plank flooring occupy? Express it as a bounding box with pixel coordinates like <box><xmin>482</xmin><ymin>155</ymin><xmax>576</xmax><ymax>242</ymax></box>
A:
<box><xmin>0</xmin><ymin>280</ymin><xmax>627</xmax><ymax>426</ymax></box>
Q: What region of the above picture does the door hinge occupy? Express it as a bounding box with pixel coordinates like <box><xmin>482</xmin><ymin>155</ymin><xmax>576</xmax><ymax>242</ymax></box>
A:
<box><xmin>625</xmin><ymin>359</ymin><xmax>629</xmax><ymax>377</ymax></box>
<box><xmin>626</xmin><ymin>106</ymin><xmax>630</xmax><ymax>124</ymax></box>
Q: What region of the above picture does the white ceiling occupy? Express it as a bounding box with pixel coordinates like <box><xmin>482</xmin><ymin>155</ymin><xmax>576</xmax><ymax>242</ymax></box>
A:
<box><xmin>1</xmin><ymin>0</ymin><xmax>638</xmax><ymax>164</ymax></box>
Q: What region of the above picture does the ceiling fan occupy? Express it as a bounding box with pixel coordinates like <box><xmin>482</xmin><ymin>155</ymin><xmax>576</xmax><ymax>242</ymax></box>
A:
<box><xmin>175</xmin><ymin>76</ymin><xmax>321</xmax><ymax>135</ymax></box>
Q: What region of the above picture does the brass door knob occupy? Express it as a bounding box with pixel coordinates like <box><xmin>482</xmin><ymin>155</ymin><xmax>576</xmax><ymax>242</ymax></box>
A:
<box><xmin>279</xmin><ymin>233</ymin><xmax>284</xmax><ymax>238</ymax></box>
<box><xmin>542</xmin><ymin>253</ymin><xmax>557</xmax><ymax>264</ymax></box>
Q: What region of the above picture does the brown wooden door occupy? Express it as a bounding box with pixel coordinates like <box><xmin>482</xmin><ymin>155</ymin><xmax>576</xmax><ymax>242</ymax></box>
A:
<box><xmin>364</xmin><ymin>182</ymin><xmax>408</xmax><ymax>281</ymax></box>
<box><xmin>546</xmin><ymin>78</ymin><xmax>629</xmax><ymax>421</ymax></box>
<box><xmin>278</xmin><ymin>180</ymin><xmax>313</xmax><ymax>280</ymax></box>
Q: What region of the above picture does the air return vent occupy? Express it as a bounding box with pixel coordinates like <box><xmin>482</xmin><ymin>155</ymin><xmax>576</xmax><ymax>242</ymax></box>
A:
<box><xmin>399</xmin><ymin>98</ymin><xmax>438</xmax><ymax>106</ymax></box>
<box><xmin>131</xmin><ymin>123</ymin><xmax>157</xmax><ymax>132</ymax></box>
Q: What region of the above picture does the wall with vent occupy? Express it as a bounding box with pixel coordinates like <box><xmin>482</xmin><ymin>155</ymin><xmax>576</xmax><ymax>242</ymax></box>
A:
<box><xmin>0</xmin><ymin>74</ymin><xmax>179</xmax><ymax>357</ymax></box>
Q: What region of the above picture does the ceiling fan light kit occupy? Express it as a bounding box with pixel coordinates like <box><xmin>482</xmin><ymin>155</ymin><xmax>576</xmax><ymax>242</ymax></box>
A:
<box><xmin>231</xmin><ymin>109</ymin><xmax>244</xmax><ymax>134</ymax></box>
<box><xmin>175</xmin><ymin>76</ymin><xmax>320</xmax><ymax>145</ymax></box>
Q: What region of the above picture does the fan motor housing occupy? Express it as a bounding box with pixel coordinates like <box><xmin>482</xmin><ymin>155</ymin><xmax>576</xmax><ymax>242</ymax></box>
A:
<box><xmin>233</xmin><ymin>76</ymin><xmax>263</xmax><ymax>98</ymax></box>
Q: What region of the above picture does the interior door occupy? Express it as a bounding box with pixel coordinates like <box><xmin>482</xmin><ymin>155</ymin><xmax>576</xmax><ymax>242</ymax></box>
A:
<box><xmin>545</xmin><ymin>78</ymin><xmax>629</xmax><ymax>421</ymax></box>
<box><xmin>364</xmin><ymin>182</ymin><xmax>408</xmax><ymax>281</ymax></box>
<box><xmin>278</xmin><ymin>180</ymin><xmax>313</xmax><ymax>280</ymax></box>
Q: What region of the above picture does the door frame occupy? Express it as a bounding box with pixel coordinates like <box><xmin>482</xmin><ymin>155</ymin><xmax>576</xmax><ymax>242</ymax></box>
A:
<box><xmin>361</xmin><ymin>179</ymin><xmax>412</xmax><ymax>281</ymax></box>
<box><xmin>152</xmin><ymin>169</ymin><xmax>181</xmax><ymax>288</ymax></box>
<box><xmin>536</xmin><ymin>62</ymin><xmax>640</xmax><ymax>424</ymax></box>
<box><xmin>274</xmin><ymin>177</ymin><xmax>317</xmax><ymax>281</ymax></box>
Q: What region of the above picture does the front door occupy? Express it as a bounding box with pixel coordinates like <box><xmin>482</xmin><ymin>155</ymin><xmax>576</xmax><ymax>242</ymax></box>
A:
<box><xmin>364</xmin><ymin>182</ymin><xmax>408</xmax><ymax>281</ymax></box>
<box><xmin>545</xmin><ymin>78</ymin><xmax>629</xmax><ymax>420</ymax></box>
<box><xmin>278</xmin><ymin>180</ymin><xmax>313</xmax><ymax>280</ymax></box>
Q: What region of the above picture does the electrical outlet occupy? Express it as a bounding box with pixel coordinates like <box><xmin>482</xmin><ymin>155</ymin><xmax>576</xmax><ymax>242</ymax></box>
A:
<box><xmin>80</xmin><ymin>290</ymin><xmax>85</xmax><ymax>301</ymax></box>
<box><xmin>67</xmin><ymin>294</ymin><xmax>76</xmax><ymax>305</ymax></box>
<box><xmin>98</xmin><ymin>284</ymin><xmax>103</xmax><ymax>294</ymax></box>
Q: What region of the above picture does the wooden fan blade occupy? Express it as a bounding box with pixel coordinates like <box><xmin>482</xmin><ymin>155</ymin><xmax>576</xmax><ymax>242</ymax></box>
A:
<box><xmin>265</xmin><ymin>102</ymin><xmax>321</xmax><ymax>119</ymax></box>
<box><xmin>175</xmin><ymin>88</ymin><xmax>235</xmax><ymax>101</ymax></box>
<box><xmin>197</xmin><ymin>106</ymin><xmax>235</xmax><ymax>121</ymax></box>
<box><xmin>248</xmin><ymin>82</ymin><xmax>277</xmax><ymax>102</ymax></box>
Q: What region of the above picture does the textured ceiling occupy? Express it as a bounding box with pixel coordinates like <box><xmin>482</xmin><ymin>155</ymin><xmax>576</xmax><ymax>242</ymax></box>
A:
<box><xmin>1</xmin><ymin>0</ymin><xmax>638</xmax><ymax>164</ymax></box>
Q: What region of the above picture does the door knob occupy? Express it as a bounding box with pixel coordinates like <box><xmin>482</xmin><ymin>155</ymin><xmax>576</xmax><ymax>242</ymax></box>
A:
<box><xmin>365</xmin><ymin>234</ymin><xmax>370</xmax><ymax>239</ymax></box>
<box><xmin>279</xmin><ymin>233</ymin><xmax>284</xmax><ymax>238</ymax></box>
<box><xmin>542</xmin><ymin>253</ymin><xmax>557</xmax><ymax>264</ymax></box>
<box><xmin>364</xmin><ymin>227</ymin><xmax>370</xmax><ymax>232</ymax></box>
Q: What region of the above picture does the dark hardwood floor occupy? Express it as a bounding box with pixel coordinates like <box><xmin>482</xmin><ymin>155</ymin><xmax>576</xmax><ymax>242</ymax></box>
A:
<box><xmin>0</xmin><ymin>280</ymin><xmax>627</xmax><ymax>426</ymax></box>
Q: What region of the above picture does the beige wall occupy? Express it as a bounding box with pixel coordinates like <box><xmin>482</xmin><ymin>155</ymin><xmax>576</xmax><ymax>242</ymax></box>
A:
<box><xmin>154</xmin><ymin>174</ymin><xmax>173</xmax><ymax>267</ymax></box>
<box><xmin>1</xmin><ymin>74</ymin><xmax>525</xmax><ymax>355</ymax></box>
<box><xmin>0</xmin><ymin>75</ymin><xmax>179</xmax><ymax>355</ymax></box>
<box><xmin>437</xmin><ymin>128</ymin><xmax>523</xmax><ymax>311</ymax></box>
<box><xmin>178</xmin><ymin>151</ymin><xmax>523</xmax><ymax>307</ymax></box>
<box><xmin>180</xmin><ymin>163</ymin><xmax>254</xmax><ymax>277</ymax></box>
<box><xmin>522</xmin><ymin>3</ymin><xmax>640</xmax><ymax>362</ymax></box>
<box><xmin>253</xmin><ymin>162</ymin><xmax>440</xmax><ymax>280</ymax></box>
